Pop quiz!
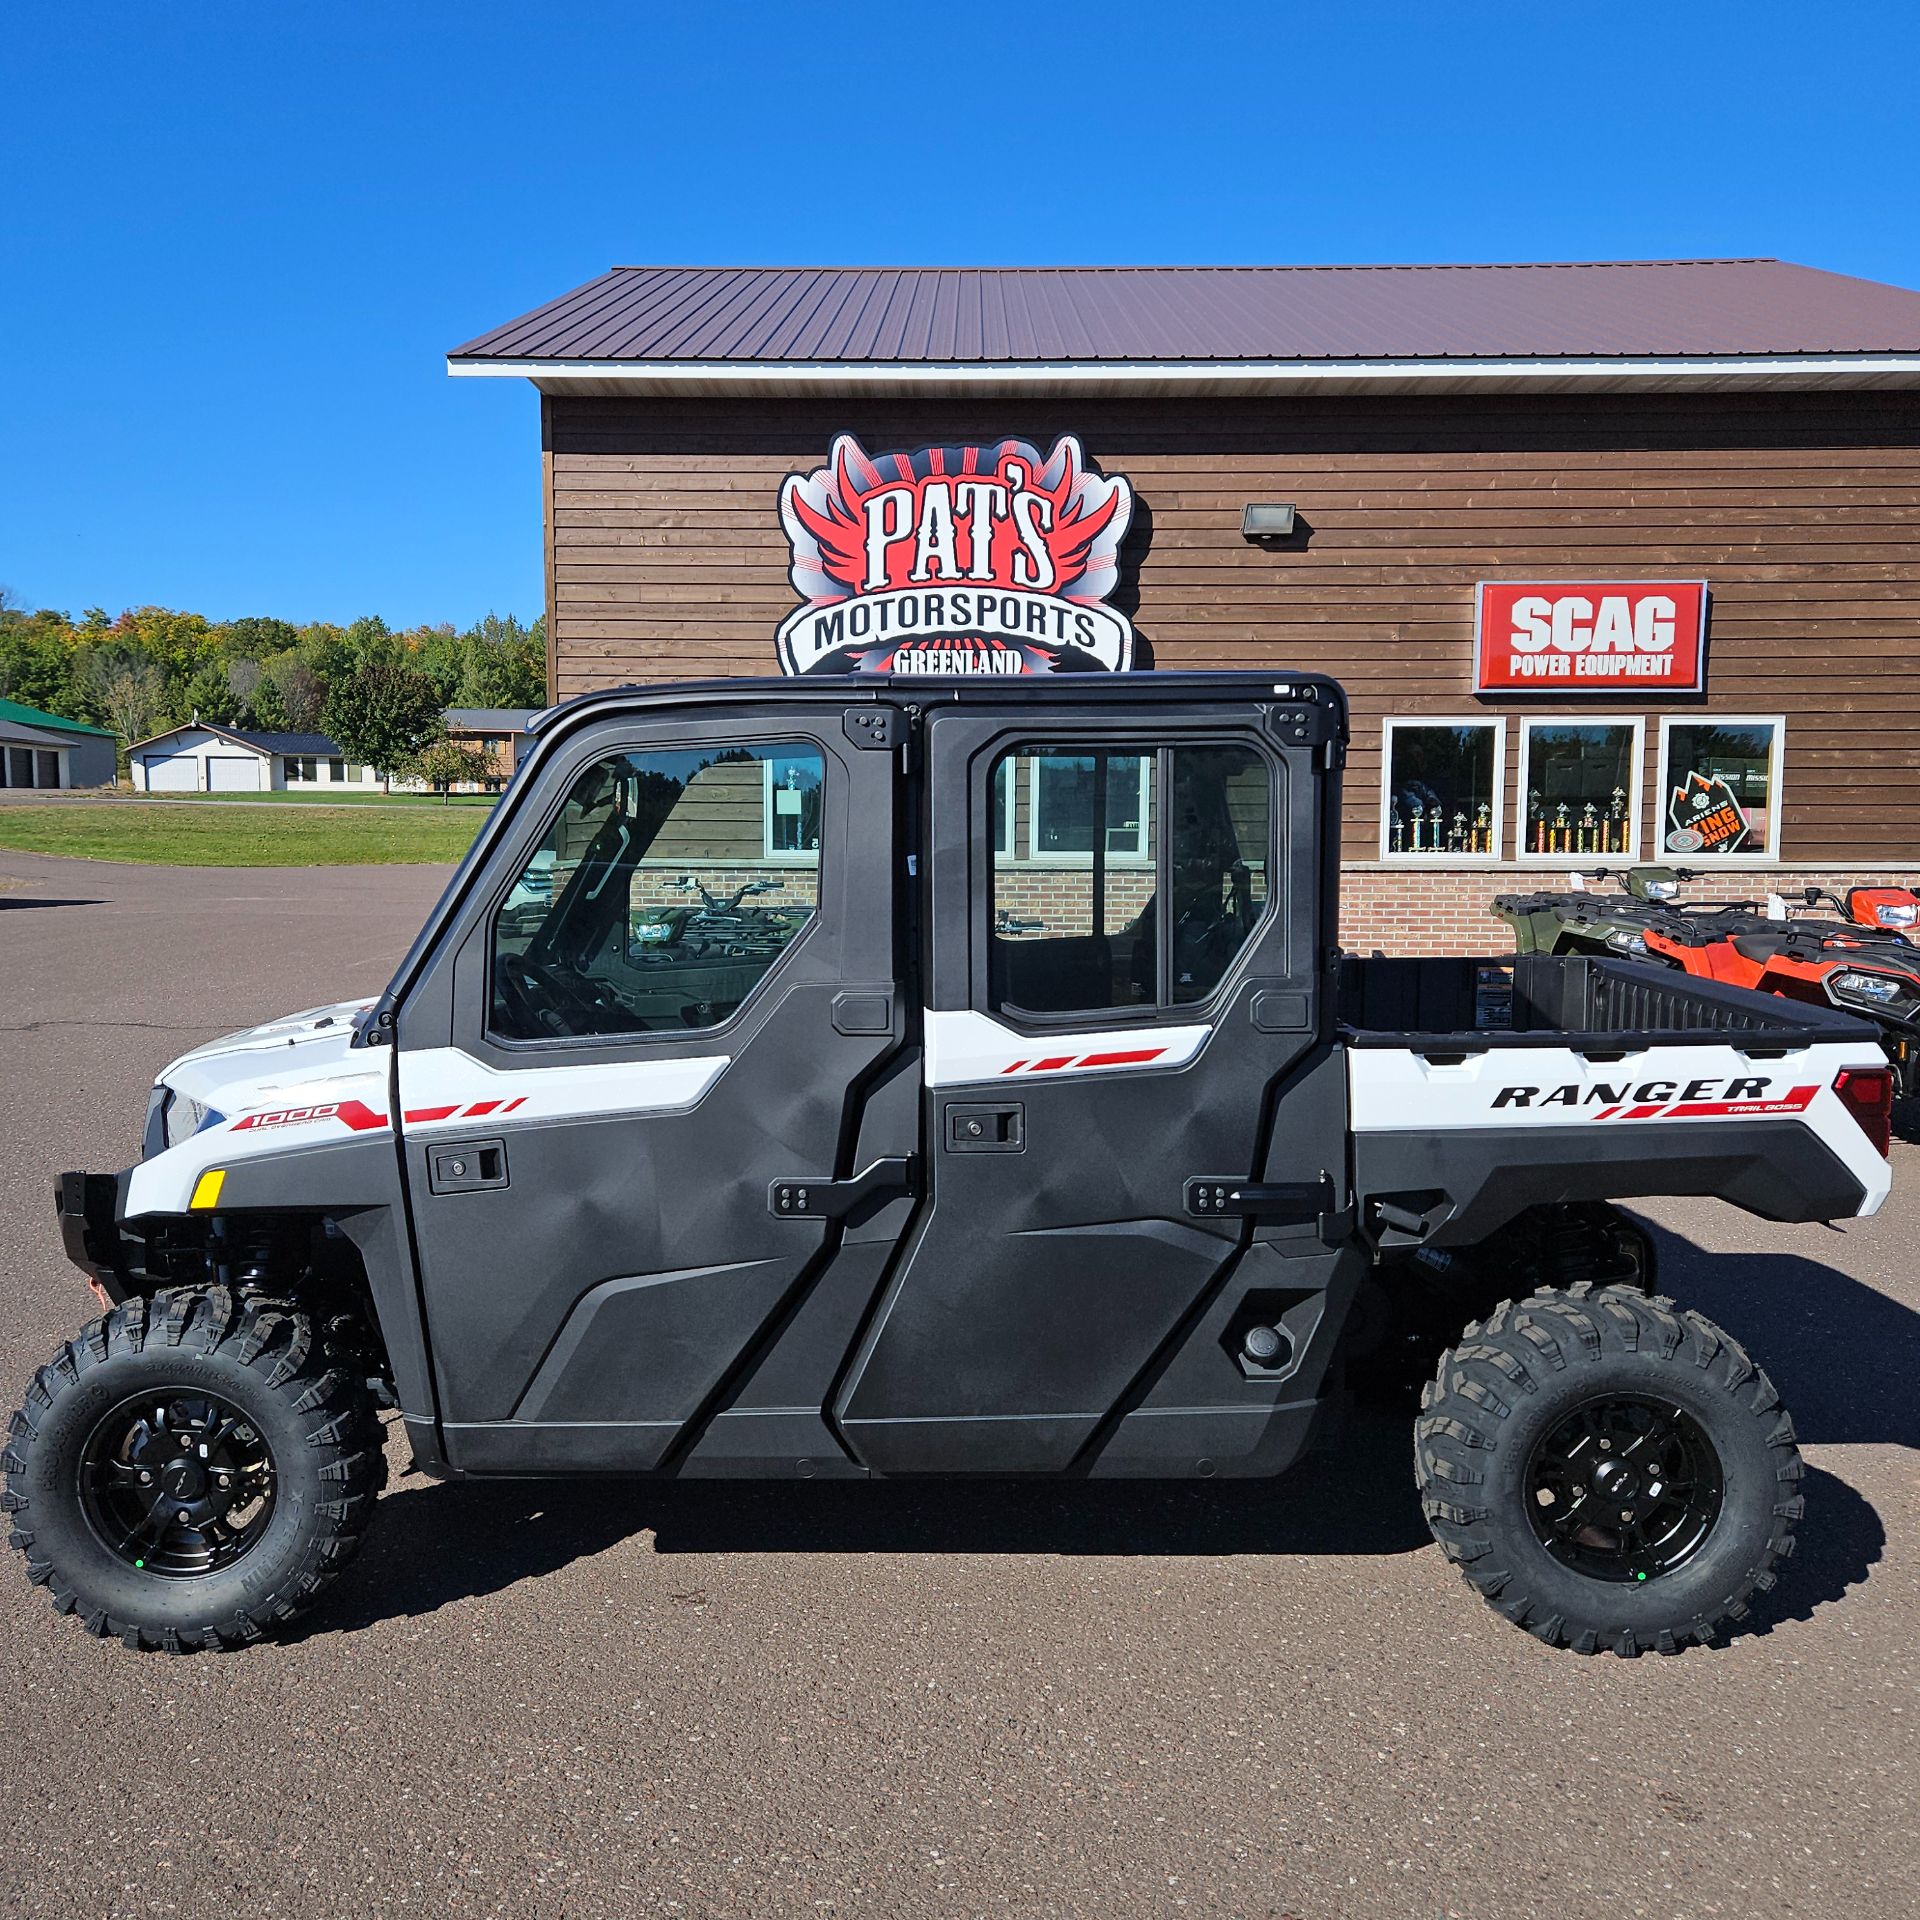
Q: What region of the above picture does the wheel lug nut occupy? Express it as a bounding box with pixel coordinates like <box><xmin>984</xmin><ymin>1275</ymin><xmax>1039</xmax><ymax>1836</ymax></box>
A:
<box><xmin>1620</xmin><ymin>1509</ymin><xmax>1634</xmax><ymax>1522</ymax></box>
<box><xmin>138</xmin><ymin>1471</ymin><xmax>152</xmax><ymax>1485</ymax></box>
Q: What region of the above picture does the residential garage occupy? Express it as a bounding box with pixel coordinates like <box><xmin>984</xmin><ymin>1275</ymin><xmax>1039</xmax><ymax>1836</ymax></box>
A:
<box><xmin>129</xmin><ymin>724</ymin><xmax>379</xmax><ymax>793</ymax></box>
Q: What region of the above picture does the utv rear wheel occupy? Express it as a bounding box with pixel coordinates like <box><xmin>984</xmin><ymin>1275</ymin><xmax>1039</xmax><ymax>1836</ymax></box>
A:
<box><xmin>3</xmin><ymin>1288</ymin><xmax>386</xmax><ymax>1650</ymax></box>
<box><xmin>1416</xmin><ymin>1282</ymin><xmax>1802</xmax><ymax>1655</ymax></box>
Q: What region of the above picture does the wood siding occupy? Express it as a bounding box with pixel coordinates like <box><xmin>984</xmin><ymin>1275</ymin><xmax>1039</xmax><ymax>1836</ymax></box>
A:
<box><xmin>545</xmin><ymin>393</ymin><xmax>1920</xmax><ymax>864</ymax></box>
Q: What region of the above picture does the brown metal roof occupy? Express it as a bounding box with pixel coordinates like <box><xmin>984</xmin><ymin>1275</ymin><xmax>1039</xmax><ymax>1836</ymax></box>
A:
<box><xmin>450</xmin><ymin>260</ymin><xmax>1920</xmax><ymax>365</ymax></box>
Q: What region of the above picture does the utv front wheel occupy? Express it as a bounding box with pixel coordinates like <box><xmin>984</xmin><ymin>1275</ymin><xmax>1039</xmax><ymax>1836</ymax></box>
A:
<box><xmin>1416</xmin><ymin>1283</ymin><xmax>1802</xmax><ymax>1655</ymax></box>
<box><xmin>4</xmin><ymin>1288</ymin><xmax>386</xmax><ymax>1650</ymax></box>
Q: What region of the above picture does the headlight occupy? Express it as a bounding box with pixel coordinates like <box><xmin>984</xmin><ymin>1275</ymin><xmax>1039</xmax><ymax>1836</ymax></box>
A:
<box><xmin>163</xmin><ymin>1092</ymin><xmax>211</xmax><ymax>1149</ymax></box>
<box><xmin>1605</xmin><ymin>929</ymin><xmax>1649</xmax><ymax>956</ymax></box>
<box><xmin>1829</xmin><ymin>969</ymin><xmax>1918</xmax><ymax>1013</ymax></box>
<box><xmin>1873</xmin><ymin>904</ymin><xmax>1918</xmax><ymax>928</ymax></box>
<box><xmin>1642</xmin><ymin>880</ymin><xmax>1679</xmax><ymax>902</ymax></box>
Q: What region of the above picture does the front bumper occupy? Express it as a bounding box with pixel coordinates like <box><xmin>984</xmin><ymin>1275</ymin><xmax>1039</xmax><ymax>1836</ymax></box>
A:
<box><xmin>55</xmin><ymin>1170</ymin><xmax>136</xmax><ymax>1304</ymax></box>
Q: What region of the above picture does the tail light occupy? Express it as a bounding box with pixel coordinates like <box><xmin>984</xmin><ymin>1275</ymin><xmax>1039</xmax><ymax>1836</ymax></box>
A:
<box><xmin>1833</xmin><ymin>1066</ymin><xmax>1894</xmax><ymax>1158</ymax></box>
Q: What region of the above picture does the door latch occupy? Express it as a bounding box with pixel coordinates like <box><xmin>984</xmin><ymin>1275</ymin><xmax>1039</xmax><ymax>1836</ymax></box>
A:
<box><xmin>1185</xmin><ymin>1171</ymin><xmax>1351</xmax><ymax>1239</ymax></box>
<box><xmin>428</xmin><ymin>1139</ymin><xmax>509</xmax><ymax>1194</ymax></box>
<box><xmin>769</xmin><ymin>1155</ymin><xmax>916</xmax><ymax>1220</ymax></box>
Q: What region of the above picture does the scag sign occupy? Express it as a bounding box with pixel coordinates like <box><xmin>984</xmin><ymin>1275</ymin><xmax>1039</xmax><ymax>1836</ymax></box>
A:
<box><xmin>776</xmin><ymin>434</ymin><xmax>1136</xmax><ymax>675</ymax></box>
<box><xmin>1474</xmin><ymin>581</ymin><xmax>1707</xmax><ymax>694</ymax></box>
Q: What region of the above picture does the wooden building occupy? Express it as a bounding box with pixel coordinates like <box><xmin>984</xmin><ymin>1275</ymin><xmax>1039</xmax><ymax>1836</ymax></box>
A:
<box><xmin>451</xmin><ymin>261</ymin><xmax>1920</xmax><ymax>951</ymax></box>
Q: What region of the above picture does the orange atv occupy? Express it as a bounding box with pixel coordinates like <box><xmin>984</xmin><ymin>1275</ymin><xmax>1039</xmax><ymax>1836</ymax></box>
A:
<box><xmin>1640</xmin><ymin>911</ymin><xmax>1920</xmax><ymax>1098</ymax></box>
<box><xmin>1800</xmin><ymin>884</ymin><xmax>1920</xmax><ymax>940</ymax></box>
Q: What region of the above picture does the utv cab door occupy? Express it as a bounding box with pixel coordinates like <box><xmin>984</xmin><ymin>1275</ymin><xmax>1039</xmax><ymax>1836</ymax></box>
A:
<box><xmin>834</xmin><ymin>695</ymin><xmax>1353</xmax><ymax>1478</ymax></box>
<box><xmin>395</xmin><ymin>700</ymin><xmax>911</xmax><ymax>1476</ymax></box>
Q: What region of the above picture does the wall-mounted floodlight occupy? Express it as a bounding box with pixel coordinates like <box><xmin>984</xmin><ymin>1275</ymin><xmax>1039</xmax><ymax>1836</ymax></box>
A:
<box><xmin>1240</xmin><ymin>502</ymin><xmax>1297</xmax><ymax>539</ymax></box>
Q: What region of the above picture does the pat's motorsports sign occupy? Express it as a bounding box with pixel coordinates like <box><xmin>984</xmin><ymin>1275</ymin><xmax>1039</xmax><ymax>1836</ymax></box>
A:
<box><xmin>1474</xmin><ymin>581</ymin><xmax>1708</xmax><ymax>693</ymax></box>
<box><xmin>776</xmin><ymin>434</ymin><xmax>1135</xmax><ymax>675</ymax></box>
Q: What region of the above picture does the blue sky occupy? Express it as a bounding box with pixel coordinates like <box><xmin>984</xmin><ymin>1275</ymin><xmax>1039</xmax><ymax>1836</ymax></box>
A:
<box><xmin>4</xmin><ymin>2</ymin><xmax>1917</xmax><ymax>629</ymax></box>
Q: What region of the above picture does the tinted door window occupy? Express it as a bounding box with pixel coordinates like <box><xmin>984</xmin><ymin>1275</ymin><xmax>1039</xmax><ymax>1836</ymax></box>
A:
<box><xmin>492</xmin><ymin>743</ymin><xmax>823</xmax><ymax>1039</ymax></box>
<box><xmin>988</xmin><ymin>743</ymin><xmax>1271</xmax><ymax>1016</ymax></box>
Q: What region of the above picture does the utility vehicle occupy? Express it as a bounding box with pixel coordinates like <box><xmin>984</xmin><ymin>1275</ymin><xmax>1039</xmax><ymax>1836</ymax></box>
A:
<box><xmin>1498</xmin><ymin>867</ymin><xmax>1920</xmax><ymax>1096</ymax></box>
<box><xmin>9</xmin><ymin>675</ymin><xmax>1898</xmax><ymax>1656</ymax></box>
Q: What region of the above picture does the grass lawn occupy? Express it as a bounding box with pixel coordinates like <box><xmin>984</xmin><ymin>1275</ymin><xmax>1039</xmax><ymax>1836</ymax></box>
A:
<box><xmin>0</xmin><ymin>803</ymin><xmax>485</xmax><ymax>866</ymax></box>
<box><xmin>146</xmin><ymin>788</ymin><xmax>498</xmax><ymax>807</ymax></box>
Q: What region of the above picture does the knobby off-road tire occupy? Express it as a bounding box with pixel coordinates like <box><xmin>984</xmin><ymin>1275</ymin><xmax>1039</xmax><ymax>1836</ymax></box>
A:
<box><xmin>1416</xmin><ymin>1282</ymin><xmax>1803</xmax><ymax>1656</ymax></box>
<box><xmin>4</xmin><ymin>1287</ymin><xmax>386</xmax><ymax>1650</ymax></box>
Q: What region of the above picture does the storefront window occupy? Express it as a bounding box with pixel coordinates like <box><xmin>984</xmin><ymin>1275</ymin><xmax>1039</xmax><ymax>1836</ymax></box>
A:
<box><xmin>1381</xmin><ymin>720</ymin><xmax>1503</xmax><ymax>860</ymax></box>
<box><xmin>1030</xmin><ymin>752</ymin><xmax>1151</xmax><ymax>861</ymax></box>
<box><xmin>1518</xmin><ymin>721</ymin><xmax>1641</xmax><ymax>860</ymax></box>
<box><xmin>1658</xmin><ymin>718</ymin><xmax>1782</xmax><ymax>859</ymax></box>
<box><xmin>763</xmin><ymin>750</ymin><xmax>823</xmax><ymax>856</ymax></box>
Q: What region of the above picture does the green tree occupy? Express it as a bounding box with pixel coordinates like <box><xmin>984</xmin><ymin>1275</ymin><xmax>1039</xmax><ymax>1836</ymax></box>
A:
<box><xmin>407</xmin><ymin>731</ymin><xmax>493</xmax><ymax>802</ymax></box>
<box><xmin>174</xmin><ymin>660</ymin><xmax>244</xmax><ymax>729</ymax></box>
<box><xmin>322</xmin><ymin>656</ymin><xmax>442</xmax><ymax>790</ymax></box>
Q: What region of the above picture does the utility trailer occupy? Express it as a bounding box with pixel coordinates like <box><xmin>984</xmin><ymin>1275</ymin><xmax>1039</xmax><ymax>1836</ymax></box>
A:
<box><xmin>9</xmin><ymin>673</ymin><xmax>1896</xmax><ymax>1656</ymax></box>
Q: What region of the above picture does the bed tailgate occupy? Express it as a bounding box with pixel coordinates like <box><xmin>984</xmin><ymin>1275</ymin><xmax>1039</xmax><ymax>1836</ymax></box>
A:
<box><xmin>1347</xmin><ymin>1035</ymin><xmax>1893</xmax><ymax>1245</ymax></box>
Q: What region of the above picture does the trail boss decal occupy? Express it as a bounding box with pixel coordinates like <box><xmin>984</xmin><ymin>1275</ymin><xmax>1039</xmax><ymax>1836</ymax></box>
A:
<box><xmin>776</xmin><ymin>434</ymin><xmax>1136</xmax><ymax>675</ymax></box>
<box><xmin>1667</xmin><ymin>769</ymin><xmax>1753</xmax><ymax>854</ymax></box>
<box><xmin>1490</xmin><ymin>1075</ymin><xmax>1817</xmax><ymax>1120</ymax></box>
<box><xmin>1474</xmin><ymin>581</ymin><xmax>1708</xmax><ymax>693</ymax></box>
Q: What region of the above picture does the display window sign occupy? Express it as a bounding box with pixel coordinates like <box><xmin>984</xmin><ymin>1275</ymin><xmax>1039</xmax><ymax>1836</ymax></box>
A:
<box><xmin>776</xmin><ymin>434</ymin><xmax>1136</xmax><ymax>676</ymax></box>
<box><xmin>1473</xmin><ymin>581</ymin><xmax>1708</xmax><ymax>693</ymax></box>
<box><xmin>1658</xmin><ymin>717</ymin><xmax>1784</xmax><ymax>860</ymax></box>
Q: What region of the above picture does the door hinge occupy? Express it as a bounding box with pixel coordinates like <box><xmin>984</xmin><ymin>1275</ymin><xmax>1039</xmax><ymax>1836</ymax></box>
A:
<box><xmin>842</xmin><ymin>706</ymin><xmax>904</xmax><ymax>750</ymax></box>
<box><xmin>769</xmin><ymin>1154</ymin><xmax>916</xmax><ymax>1220</ymax></box>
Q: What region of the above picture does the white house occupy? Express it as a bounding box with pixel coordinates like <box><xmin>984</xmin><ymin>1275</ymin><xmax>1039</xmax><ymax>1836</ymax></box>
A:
<box><xmin>128</xmin><ymin>724</ymin><xmax>382</xmax><ymax>793</ymax></box>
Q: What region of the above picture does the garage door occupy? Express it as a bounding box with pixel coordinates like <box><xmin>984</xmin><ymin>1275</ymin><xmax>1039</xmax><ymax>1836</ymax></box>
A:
<box><xmin>143</xmin><ymin>755</ymin><xmax>199</xmax><ymax>791</ymax></box>
<box><xmin>206</xmin><ymin>755</ymin><xmax>263</xmax><ymax>792</ymax></box>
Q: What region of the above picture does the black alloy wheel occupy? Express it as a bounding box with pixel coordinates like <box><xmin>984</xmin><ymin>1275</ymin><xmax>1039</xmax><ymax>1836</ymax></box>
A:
<box><xmin>79</xmin><ymin>1388</ymin><xmax>277</xmax><ymax>1578</ymax></box>
<box><xmin>1416</xmin><ymin>1282</ymin><xmax>1804</xmax><ymax>1656</ymax></box>
<box><xmin>1524</xmin><ymin>1393</ymin><xmax>1723</xmax><ymax>1584</ymax></box>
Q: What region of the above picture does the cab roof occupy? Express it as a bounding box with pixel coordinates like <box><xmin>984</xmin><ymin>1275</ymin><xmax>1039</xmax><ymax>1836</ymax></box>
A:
<box><xmin>528</xmin><ymin>670</ymin><xmax>1348</xmax><ymax>735</ymax></box>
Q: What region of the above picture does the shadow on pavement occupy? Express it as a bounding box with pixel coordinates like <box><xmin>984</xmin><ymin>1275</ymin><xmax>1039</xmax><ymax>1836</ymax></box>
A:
<box><xmin>1746</xmin><ymin>1464</ymin><xmax>1885</xmax><ymax>1639</ymax></box>
<box><xmin>294</xmin><ymin>1403</ymin><xmax>1430</xmax><ymax>1640</ymax></box>
<box><xmin>0</xmin><ymin>896</ymin><xmax>104</xmax><ymax>910</ymax></box>
<box><xmin>297</xmin><ymin>1228</ymin><xmax>1910</xmax><ymax>1642</ymax></box>
<box><xmin>1651</xmin><ymin>1228</ymin><xmax>1920</xmax><ymax>1448</ymax></box>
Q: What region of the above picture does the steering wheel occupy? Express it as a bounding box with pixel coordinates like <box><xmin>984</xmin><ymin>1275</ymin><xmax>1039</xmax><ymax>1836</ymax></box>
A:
<box><xmin>496</xmin><ymin>955</ymin><xmax>617</xmax><ymax>1038</ymax></box>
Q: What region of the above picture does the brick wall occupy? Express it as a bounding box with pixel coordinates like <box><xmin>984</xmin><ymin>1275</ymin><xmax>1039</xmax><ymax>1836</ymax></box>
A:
<box><xmin>1340</xmin><ymin>864</ymin><xmax>1918</xmax><ymax>956</ymax></box>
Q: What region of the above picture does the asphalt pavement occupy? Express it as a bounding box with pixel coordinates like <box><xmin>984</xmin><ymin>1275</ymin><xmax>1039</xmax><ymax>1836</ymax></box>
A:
<box><xmin>0</xmin><ymin>848</ymin><xmax>1913</xmax><ymax>1919</ymax></box>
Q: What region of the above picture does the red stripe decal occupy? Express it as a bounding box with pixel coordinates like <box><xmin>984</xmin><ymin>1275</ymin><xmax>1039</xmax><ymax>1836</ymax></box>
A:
<box><xmin>501</xmin><ymin>1096</ymin><xmax>527</xmax><ymax>1113</ymax></box>
<box><xmin>1030</xmin><ymin>1056</ymin><xmax>1075</xmax><ymax>1072</ymax></box>
<box><xmin>464</xmin><ymin>1100</ymin><xmax>501</xmax><ymax>1117</ymax></box>
<box><xmin>403</xmin><ymin>1105</ymin><xmax>458</xmax><ymax>1124</ymax></box>
<box><xmin>1001</xmin><ymin>1060</ymin><xmax>1028</xmax><ymax>1075</ymax></box>
<box><xmin>1078</xmin><ymin>1048</ymin><xmax>1168</xmax><ymax>1069</ymax></box>
<box><xmin>1589</xmin><ymin>1105</ymin><xmax>1619</xmax><ymax>1122</ymax></box>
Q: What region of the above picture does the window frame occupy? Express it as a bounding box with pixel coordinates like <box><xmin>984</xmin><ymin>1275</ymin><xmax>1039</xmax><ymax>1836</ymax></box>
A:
<box><xmin>1512</xmin><ymin>716</ymin><xmax>1646</xmax><ymax>866</ymax></box>
<box><xmin>1377</xmin><ymin>716</ymin><xmax>1508</xmax><ymax>868</ymax></box>
<box><xmin>484</xmin><ymin>733</ymin><xmax>832</xmax><ymax>1053</ymax></box>
<box><xmin>1025</xmin><ymin>749</ymin><xmax>1154</xmax><ymax>865</ymax></box>
<box><xmin>1655</xmin><ymin>713</ymin><xmax>1787</xmax><ymax>866</ymax></box>
<box><xmin>982</xmin><ymin>733</ymin><xmax>1280</xmax><ymax>1029</ymax></box>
